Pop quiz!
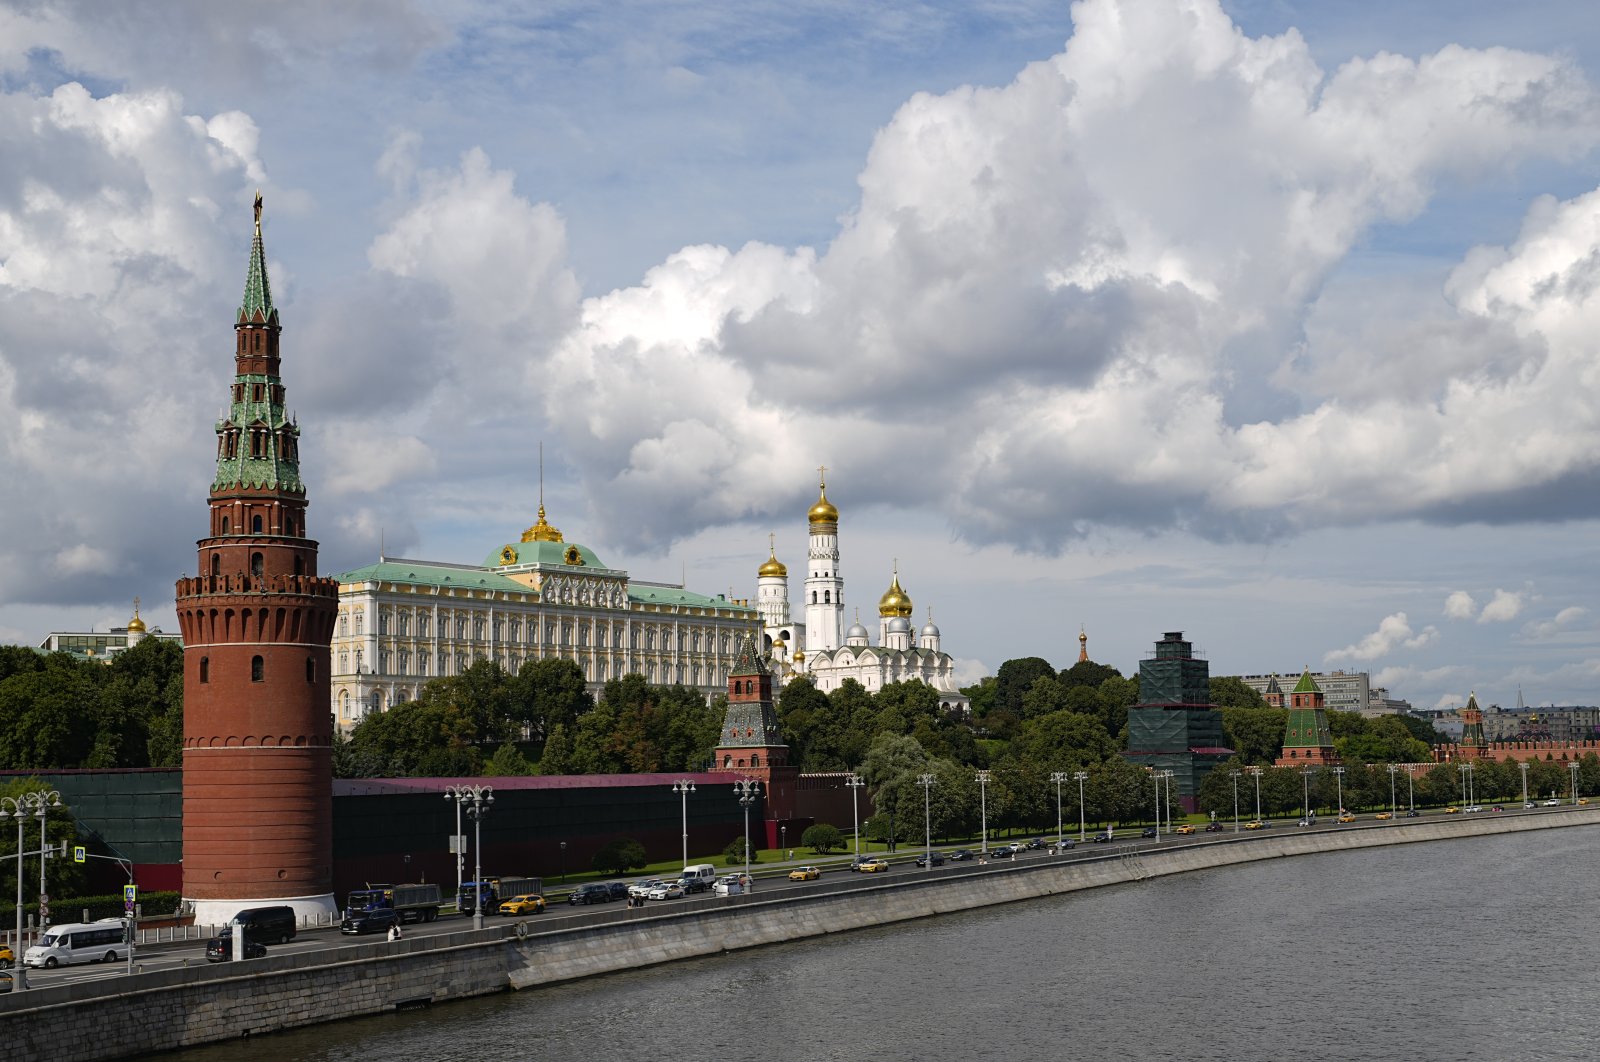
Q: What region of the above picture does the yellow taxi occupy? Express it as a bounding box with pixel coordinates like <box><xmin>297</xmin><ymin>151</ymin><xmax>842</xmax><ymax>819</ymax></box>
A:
<box><xmin>1444</xmin><ymin>806</ymin><xmax>1460</xmax><ymax>814</ymax></box>
<box><xmin>1374</xmin><ymin>812</ymin><xmax>1392</xmax><ymax>820</ymax></box>
<box><xmin>0</xmin><ymin>944</ymin><xmax>12</xmax><ymax>969</ymax></box>
<box><xmin>788</xmin><ymin>865</ymin><xmax>822</xmax><ymax>881</ymax></box>
<box><xmin>1174</xmin><ymin>824</ymin><xmax>1196</xmax><ymax>835</ymax></box>
<box><xmin>858</xmin><ymin>857</ymin><xmax>890</xmax><ymax>873</ymax></box>
<box><xmin>1580</xmin><ymin>798</ymin><xmax>1590</xmax><ymax>806</ymax></box>
<box><xmin>1336</xmin><ymin>812</ymin><xmax>1356</xmax><ymax>824</ymax></box>
<box><xmin>1244</xmin><ymin>820</ymin><xmax>1265</xmax><ymax>830</ymax></box>
<box><xmin>498</xmin><ymin>893</ymin><xmax>546</xmax><ymax>916</ymax></box>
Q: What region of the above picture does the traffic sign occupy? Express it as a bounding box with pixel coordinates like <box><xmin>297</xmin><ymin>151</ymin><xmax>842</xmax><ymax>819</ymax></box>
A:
<box><xmin>73</xmin><ymin>846</ymin><xmax>85</xmax><ymax>863</ymax></box>
<box><xmin>123</xmin><ymin>884</ymin><xmax>137</xmax><ymax>912</ymax></box>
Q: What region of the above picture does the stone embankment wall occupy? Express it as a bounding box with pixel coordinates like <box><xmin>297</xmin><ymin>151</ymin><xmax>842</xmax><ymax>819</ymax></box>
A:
<box><xmin>5</xmin><ymin>809</ymin><xmax>1593</xmax><ymax>1061</ymax></box>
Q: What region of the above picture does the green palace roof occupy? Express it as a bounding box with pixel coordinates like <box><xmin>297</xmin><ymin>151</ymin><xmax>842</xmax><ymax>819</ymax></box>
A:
<box><xmin>484</xmin><ymin>539</ymin><xmax>608</xmax><ymax>570</ymax></box>
<box><xmin>337</xmin><ymin>560</ymin><xmax>530</xmax><ymax>593</ymax></box>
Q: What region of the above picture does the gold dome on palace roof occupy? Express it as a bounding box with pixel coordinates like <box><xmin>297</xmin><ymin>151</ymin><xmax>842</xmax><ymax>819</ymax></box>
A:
<box><xmin>758</xmin><ymin>546</ymin><xmax>787</xmax><ymax>579</ymax></box>
<box><xmin>127</xmin><ymin>598</ymin><xmax>146</xmax><ymax>633</ymax></box>
<box><xmin>520</xmin><ymin>504</ymin><xmax>564</xmax><ymax>543</ymax></box>
<box><xmin>877</xmin><ymin>571</ymin><xmax>913</xmax><ymax>618</ymax></box>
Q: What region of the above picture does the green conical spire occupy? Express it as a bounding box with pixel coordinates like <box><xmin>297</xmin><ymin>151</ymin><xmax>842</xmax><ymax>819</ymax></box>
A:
<box><xmin>238</xmin><ymin>190</ymin><xmax>276</xmax><ymax>324</ymax></box>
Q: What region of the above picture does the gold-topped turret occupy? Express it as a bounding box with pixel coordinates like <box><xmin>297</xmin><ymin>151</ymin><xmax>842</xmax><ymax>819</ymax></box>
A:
<box><xmin>127</xmin><ymin>597</ymin><xmax>147</xmax><ymax>633</ymax></box>
<box><xmin>808</xmin><ymin>465</ymin><xmax>838</xmax><ymax>528</ymax></box>
<box><xmin>877</xmin><ymin>564</ymin><xmax>913</xmax><ymax>618</ymax></box>
<box><xmin>521</xmin><ymin>504</ymin><xmax>564</xmax><ymax>543</ymax></box>
<box><xmin>758</xmin><ymin>532</ymin><xmax>787</xmax><ymax>578</ymax></box>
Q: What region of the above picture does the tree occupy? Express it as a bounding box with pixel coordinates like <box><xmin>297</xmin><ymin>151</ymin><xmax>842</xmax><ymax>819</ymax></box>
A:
<box><xmin>1012</xmin><ymin>709</ymin><xmax>1118</xmax><ymax>768</ymax></box>
<box><xmin>511</xmin><ymin>657</ymin><xmax>593</xmax><ymax>744</ymax></box>
<box><xmin>537</xmin><ymin>723</ymin><xmax>574</xmax><ymax>775</ymax></box>
<box><xmin>994</xmin><ymin>657</ymin><xmax>1057</xmax><ymax>719</ymax></box>
<box><xmin>1058</xmin><ymin>659</ymin><xmax>1123</xmax><ymax>690</ymax></box>
<box><xmin>339</xmin><ymin>696</ymin><xmax>480</xmax><ymax>777</ymax></box>
<box><xmin>592</xmin><ymin>839</ymin><xmax>648</xmax><ymax>876</ymax></box>
<box><xmin>801</xmin><ymin>823</ymin><xmax>844</xmax><ymax>853</ymax></box>
<box><xmin>1220</xmin><ymin>707</ymin><xmax>1288</xmax><ymax>764</ymax></box>
<box><xmin>1210</xmin><ymin>676</ymin><xmax>1267</xmax><ymax>710</ymax></box>
<box><xmin>723</xmin><ymin>835</ymin><xmax>756</xmax><ymax>866</ymax></box>
<box><xmin>483</xmin><ymin>742</ymin><xmax>533</xmax><ymax>776</ymax></box>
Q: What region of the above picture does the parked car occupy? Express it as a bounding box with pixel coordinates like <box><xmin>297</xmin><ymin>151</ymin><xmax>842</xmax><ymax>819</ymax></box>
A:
<box><xmin>498</xmin><ymin>893</ymin><xmax>545</xmax><ymax>916</ymax></box>
<box><xmin>1204</xmin><ymin>823</ymin><xmax>1224</xmax><ymax>832</ymax></box>
<box><xmin>568</xmin><ymin>883</ymin><xmax>611</xmax><ymax>905</ymax></box>
<box><xmin>788</xmin><ymin>865</ymin><xmax>822</xmax><ymax>881</ymax></box>
<box><xmin>948</xmin><ymin>849</ymin><xmax>975</xmax><ymax>861</ymax></box>
<box><xmin>646</xmin><ymin>881</ymin><xmax>684</xmax><ymax>901</ymax></box>
<box><xmin>913</xmin><ymin>852</ymin><xmax>945</xmax><ymax>868</ymax></box>
<box><xmin>340</xmin><ymin>906</ymin><xmax>397</xmax><ymax>935</ymax></box>
<box><xmin>205</xmin><ymin>935</ymin><xmax>268</xmax><ymax>962</ymax></box>
<box><xmin>858</xmin><ymin>857</ymin><xmax>890</xmax><ymax>873</ymax></box>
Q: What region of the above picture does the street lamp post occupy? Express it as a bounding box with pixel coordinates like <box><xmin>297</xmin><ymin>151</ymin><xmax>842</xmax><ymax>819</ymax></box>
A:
<box><xmin>2</xmin><ymin>789</ymin><xmax>60</xmax><ymax>992</ymax></box>
<box><xmin>1457</xmin><ymin>764</ymin><xmax>1468</xmax><ymax>809</ymax></box>
<box><xmin>1162</xmin><ymin>770</ymin><xmax>1175</xmax><ymax>835</ymax></box>
<box><xmin>1467</xmin><ymin>762</ymin><xmax>1477</xmax><ymax>808</ymax></box>
<box><xmin>1247</xmin><ymin>766</ymin><xmax>1263</xmax><ymax>825</ymax></box>
<box><xmin>1387</xmin><ymin>764</ymin><xmax>1399</xmax><ymax>821</ymax></box>
<box><xmin>671</xmin><ymin>779</ymin><xmax>695</xmax><ymax>869</ymax></box>
<box><xmin>734</xmin><ymin>780</ymin><xmax>761</xmax><ymax>889</ymax></box>
<box><xmin>1333</xmin><ymin>765</ymin><xmax>1346</xmax><ymax>817</ymax></box>
<box><xmin>1074</xmin><ymin>771</ymin><xmax>1089</xmax><ymax>843</ymax></box>
<box><xmin>1050</xmin><ymin>772</ymin><xmax>1068</xmax><ymax>849</ymax></box>
<box><xmin>1300</xmin><ymin>767</ymin><xmax>1313</xmax><ymax>824</ymax></box>
<box><xmin>1406</xmin><ymin>764</ymin><xmax>1415</xmax><ymax>814</ymax></box>
<box><xmin>1570</xmin><ymin>761</ymin><xmax>1581</xmax><ymax>805</ymax></box>
<box><xmin>1230</xmin><ymin>770</ymin><xmax>1241</xmax><ymax>832</ymax></box>
<box><xmin>1520</xmin><ymin>762</ymin><xmax>1530</xmax><ymax>807</ymax></box>
<box><xmin>559</xmin><ymin>841</ymin><xmax>567</xmax><ymax>884</ymax></box>
<box><xmin>976</xmin><ymin>770</ymin><xmax>991</xmax><ymax>855</ymax></box>
<box><xmin>444</xmin><ymin>785</ymin><xmax>494</xmax><ymax>930</ymax></box>
<box><xmin>918</xmin><ymin>774</ymin><xmax>936</xmax><ymax>869</ymax></box>
<box><xmin>447</xmin><ymin>792</ymin><xmax>464</xmax><ymax>905</ymax></box>
<box><xmin>846</xmin><ymin>773</ymin><xmax>865</xmax><ymax>856</ymax></box>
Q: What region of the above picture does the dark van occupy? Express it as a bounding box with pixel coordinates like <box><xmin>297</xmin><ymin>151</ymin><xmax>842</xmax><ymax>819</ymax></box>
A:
<box><xmin>229</xmin><ymin>906</ymin><xmax>297</xmax><ymax>945</ymax></box>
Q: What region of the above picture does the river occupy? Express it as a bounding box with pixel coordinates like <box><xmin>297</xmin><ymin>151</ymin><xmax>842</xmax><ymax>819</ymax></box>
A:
<box><xmin>158</xmin><ymin>826</ymin><xmax>1595</xmax><ymax>1061</ymax></box>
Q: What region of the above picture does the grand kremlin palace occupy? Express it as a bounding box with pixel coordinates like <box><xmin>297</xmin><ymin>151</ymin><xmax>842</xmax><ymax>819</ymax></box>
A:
<box><xmin>330</xmin><ymin>504</ymin><xmax>760</xmax><ymax>730</ymax></box>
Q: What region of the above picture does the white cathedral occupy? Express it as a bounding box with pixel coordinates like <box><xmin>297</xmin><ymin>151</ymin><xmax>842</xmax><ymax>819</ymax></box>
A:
<box><xmin>753</xmin><ymin>472</ymin><xmax>970</xmax><ymax>713</ymax></box>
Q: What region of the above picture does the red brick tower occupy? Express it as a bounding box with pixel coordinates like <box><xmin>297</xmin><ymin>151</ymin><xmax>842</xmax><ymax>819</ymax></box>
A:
<box><xmin>174</xmin><ymin>195</ymin><xmax>339</xmax><ymax>923</ymax></box>
<box><xmin>715</xmin><ymin>634</ymin><xmax>799</xmax><ymax>831</ymax></box>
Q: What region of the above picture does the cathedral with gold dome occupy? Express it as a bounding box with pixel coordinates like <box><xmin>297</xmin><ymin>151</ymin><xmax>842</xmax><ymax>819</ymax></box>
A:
<box><xmin>754</xmin><ymin>471</ymin><xmax>969</xmax><ymax>712</ymax></box>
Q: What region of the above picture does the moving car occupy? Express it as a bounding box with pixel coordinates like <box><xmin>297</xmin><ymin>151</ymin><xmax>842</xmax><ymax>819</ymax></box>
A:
<box><xmin>605</xmin><ymin>882</ymin><xmax>631</xmax><ymax>901</ymax></box>
<box><xmin>858</xmin><ymin>857</ymin><xmax>890</xmax><ymax>873</ymax></box>
<box><xmin>628</xmin><ymin>878</ymin><xmax>665</xmax><ymax>899</ymax></box>
<box><xmin>1375</xmin><ymin>812</ymin><xmax>1392</xmax><ymax>820</ymax></box>
<box><xmin>1175</xmin><ymin>824</ymin><xmax>1196</xmax><ymax>835</ymax></box>
<box><xmin>948</xmin><ymin>849</ymin><xmax>975</xmax><ymax>861</ymax></box>
<box><xmin>340</xmin><ymin>906</ymin><xmax>397</xmax><ymax>935</ymax></box>
<box><xmin>568</xmin><ymin>883</ymin><xmax>612</xmax><ymax>905</ymax></box>
<box><xmin>498</xmin><ymin>893</ymin><xmax>546</xmax><ymax>916</ymax></box>
<box><xmin>788</xmin><ymin>865</ymin><xmax>822</xmax><ymax>881</ymax></box>
<box><xmin>1523</xmin><ymin>802</ymin><xmax>1536</xmax><ymax>809</ymax></box>
<box><xmin>205</xmin><ymin>935</ymin><xmax>268</xmax><ymax>962</ymax></box>
<box><xmin>1543</xmin><ymin>799</ymin><xmax>1560</xmax><ymax>806</ymax></box>
<box><xmin>646</xmin><ymin>881</ymin><xmax>684</xmax><ymax>901</ymax></box>
<box><xmin>1140</xmin><ymin>827</ymin><xmax>1158</xmax><ymax>838</ymax></box>
<box><xmin>1093</xmin><ymin>831</ymin><xmax>1114</xmax><ymax>843</ymax></box>
<box><xmin>913</xmin><ymin>852</ymin><xmax>945</xmax><ymax>868</ymax></box>
<box><xmin>1337</xmin><ymin>813</ymin><xmax>1356</xmax><ymax>824</ymax></box>
<box><xmin>1244</xmin><ymin>820</ymin><xmax>1265</xmax><ymax>830</ymax></box>
<box><xmin>1297</xmin><ymin>819</ymin><xmax>1311</xmax><ymax>827</ymax></box>
<box><xmin>1051</xmin><ymin>839</ymin><xmax>1076</xmax><ymax>851</ymax></box>
<box><xmin>0</xmin><ymin>944</ymin><xmax>11</xmax><ymax>969</ymax></box>
<box><xmin>1204</xmin><ymin>823</ymin><xmax>1224</xmax><ymax>832</ymax></box>
<box><xmin>713</xmin><ymin>875</ymin><xmax>743</xmax><ymax>896</ymax></box>
<box><xmin>1443</xmin><ymin>807</ymin><xmax>1460</xmax><ymax>814</ymax></box>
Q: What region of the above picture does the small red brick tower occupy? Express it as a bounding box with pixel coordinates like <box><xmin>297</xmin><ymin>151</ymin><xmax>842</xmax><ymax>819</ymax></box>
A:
<box><xmin>1276</xmin><ymin>668</ymin><xmax>1339</xmax><ymax>767</ymax></box>
<box><xmin>174</xmin><ymin>195</ymin><xmax>340</xmax><ymax>923</ymax></box>
<box><xmin>715</xmin><ymin>634</ymin><xmax>798</xmax><ymax>826</ymax></box>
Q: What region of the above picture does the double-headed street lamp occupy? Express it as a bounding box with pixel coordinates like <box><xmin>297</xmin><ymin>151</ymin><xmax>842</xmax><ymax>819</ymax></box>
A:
<box><xmin>444</xmin><ymin>785</ymin><xmax>493</xmax><ymax>930</ymax></box>
<box><xmin>918</xmin><ymin>774</ymin><xmax>937</xmax><ymax>869</ymax></box>
<box><xmin>1333</xmin><ymin>766</ymin><xmax>1346</xmax><ymax>817</ymax></box>
<box><xmin>2</xmin><ymin>788</ymin><xmax>60</xmax><ymax>992</ymax></box>
<box><xmin>1246</xmin><ymin>766</ymin><xmax>1263</xmax><ymax>825</ymax></box>
<box><xmin>1569</xmin><ymin>761</ymin><xmax>1581</xmax><ymax>805</ymax></box>
<box><xmin>846</xmin><ymin>773</ymin><xmax>865</xmax><ymax>856</ymax></box>
<box><xmin>976</xmin><ymin>770</ymin><xmax>992</xmax><ymax>854</ymax></box>
<box><xmin>1050</xmin><ymin>772</ymin><xmax>1069</xmax><ymax>849</ymax></box>
<box><xmin>671</xmin><ymin>779</ymin><xmax>695</xmax><ymax>869</ymax></box>
<box><xmin>1300</xmin><ymin>767</ymin><xmax>1314</xmax><ymax>824</ymax></box>
<box><xmin>734</xmin><ymin>779</ymin><xmax>761</xmax><ymax>888</ymax></box>
<box><xmin>1074</xmin><ymin>771</ymin><xmax>1089</xmax><ymax>843</ymax></box>
<box><xmin>1387</xmin><ymin>764</ymin><xmax>1399</xmax><ymax>821</ymax></box>
<box><xmin>1519</xmin><ymin>762</ymin><xmax>1530</xmax><ymax>807</ymax></box>
<box><xmin>1405</xmin><ymin>764</ymin><xmax>1416</xmax><ymax>814</ymax></box>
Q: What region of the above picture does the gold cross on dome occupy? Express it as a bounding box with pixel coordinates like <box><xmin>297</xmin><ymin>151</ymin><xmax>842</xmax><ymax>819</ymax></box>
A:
<box><xmin>817</xmin><ymin>464</ymin><xmax>827</xmax><ymax>488</ymax></box>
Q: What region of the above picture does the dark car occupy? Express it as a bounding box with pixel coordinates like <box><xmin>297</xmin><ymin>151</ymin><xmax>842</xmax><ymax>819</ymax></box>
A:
<box><xmin>205</xmin><ymin>935</ymin><xmax>267</xmax><ymax>962</ymax></box>
<box><xmin>1024</xmin><ymin>838</ymin><xmax>1044</xmax><ymax>850</ymax></box>
<box><xmin>913</xmin><ymin>852</ymin><xmax>946</xmax><ymax>868</ymax></box>
<box><xmin>984</xmin><ymin>846</ymin><xmax>1015</xmax><ymax>860</ymax></box>
<box><xmin>605</xmin><ymin>881</ymin><xmax>630</xmax><ymax>901</ymax></box>
<box><xmin>1051</xmin><ymin>839</ymin><xmax>1076</xmax><ymax>852</ymax></box>
<box><xmin>1205</xmin><ymin>823</ymin><xmax>1224</xmax><ymax>832</ymax></box>
<box><xmin>947</xmin><ymin>849</ymin><xmax>974</xmax><ymax>861</ymax></box>
<box><xmin>569</xmin><ymin>883</ymin><xmax>612</xmax><ymax>905</ymax></box>
<box><xmin>1093</xmin><ymin>831</ymin><xmax>1113</xmax><ymax>843</ymax></box>
<box><xmin>1405</xmin><ymin>810</ymin><xmax>1420</xmax><ymax>818</ymax></box>
<box><xmin>341</xmin><ymin>907</ymin><xmax>397</xmax><ymax>935</ymax></box>
<box><xmin>679</xmin><ymin>876</ymin><xmax>712</xmax><ymax>894</ymax></box>
<box><xmin>1141</xmin><ymin>827</ymin><xmax>1158</xmax><ymax>838</ymax></box>
<box><xmin>228</xmin><ymin>905</ymin><xmax>297</xmax><ymax>946</ymax></box>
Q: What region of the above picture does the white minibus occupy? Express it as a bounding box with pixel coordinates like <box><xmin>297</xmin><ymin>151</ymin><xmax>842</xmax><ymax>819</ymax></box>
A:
<box><xmin>23</xmin><ymin>919</ymin><xmax>127</xmax><ymax>968</ymax></box>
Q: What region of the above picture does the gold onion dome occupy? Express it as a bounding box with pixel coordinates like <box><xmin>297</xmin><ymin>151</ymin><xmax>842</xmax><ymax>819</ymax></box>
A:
<box><xmin>808</xmin><ymin>483</ymin><xmax>838</xmax><ymax>527</ymax></box>
<box><xmin>127</xmin><ymin>603</ymin><xmax>146</xmax><ymax>633</ymax></box>
<box><xmin>759</xmin><ymin>548</ymin><xmax>787</xmax><ymax>578</ymax></box>
<box><xmin>521</xmin><ymin>504</ymin><xmax>564</xmax><ymax>543</ymax></box>
<box><xmin>878</xmin><ymin>572</ymin><xmax>913</xmax><ymax>618</ymax></box>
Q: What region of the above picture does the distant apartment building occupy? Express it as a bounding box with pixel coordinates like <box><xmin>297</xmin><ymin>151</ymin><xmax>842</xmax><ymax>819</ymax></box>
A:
<box><xmin>1237</xmin><ymin>670</ymin><xmax>1410</xmax><ymax>717</ymax></box>
<box><xmin>1482</xmin><ymin>705</ymin><xmax>1600</xmax><ymax>744</ymax></box>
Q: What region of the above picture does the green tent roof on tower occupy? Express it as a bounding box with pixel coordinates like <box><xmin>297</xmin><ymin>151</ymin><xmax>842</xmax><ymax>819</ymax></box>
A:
<box><xmin>1292</xmin><ymin>669</ymin><xmax>1321</xmax><ymax>694</ymax></box>
<box><xmin>238</xmin><ymin>191</ymin><xmax>277</xmax><ymax>325</ymax></box>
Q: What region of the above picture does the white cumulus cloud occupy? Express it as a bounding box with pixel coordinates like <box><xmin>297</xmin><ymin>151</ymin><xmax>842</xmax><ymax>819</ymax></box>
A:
<box><xmin>1478</xmin><ymin>589</ymin><xmax>1528</xmax><ymax>623</ymax></box>
<box><xmin>1326</xmin><ymin>612</ymin><xmax>1439</xmax><ymax>663</ymax></box>
<box><xmin>1444</xmin><ymin>591</ymin><xmax>1478</xmax><ymax>620</ymax></box>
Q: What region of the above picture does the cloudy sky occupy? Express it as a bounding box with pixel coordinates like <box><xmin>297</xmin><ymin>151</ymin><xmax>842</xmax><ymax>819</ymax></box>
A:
<box><xmin>4</xmin><ymin>0</ymin><xmax>1600</xmax><ymax>713</ymax></box>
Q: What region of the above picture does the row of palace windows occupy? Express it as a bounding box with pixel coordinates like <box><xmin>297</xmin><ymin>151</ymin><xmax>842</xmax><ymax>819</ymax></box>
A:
<box><xmin>341</xmin><ymin>645</ymin><xmax>720</xmax><ymax>687</ymax></box>
<box><xmin>352</xmin><ymin>609</ymin><xmax>733</xmax><ymax>655</ymax></box>
<box><xmin>198</xmin><ymin>655</ymin><xmax>317</xmax><ymax>683</ymax></box>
